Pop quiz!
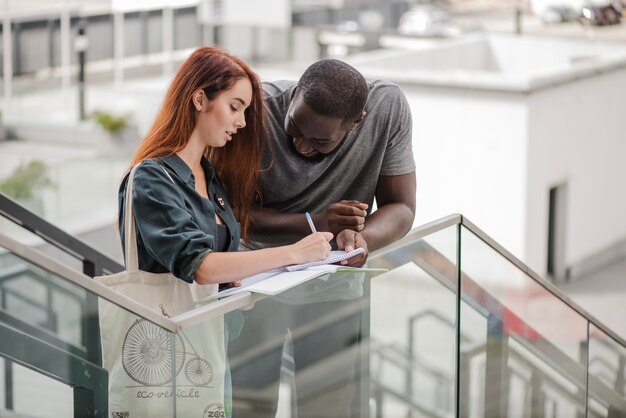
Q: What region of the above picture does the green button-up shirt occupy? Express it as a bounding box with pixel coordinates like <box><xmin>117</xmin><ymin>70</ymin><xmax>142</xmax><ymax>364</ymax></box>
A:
<box><xmin>118</xmin><ymin>154</ymin><xmax>240</xmax><ymax>283</ymax></box>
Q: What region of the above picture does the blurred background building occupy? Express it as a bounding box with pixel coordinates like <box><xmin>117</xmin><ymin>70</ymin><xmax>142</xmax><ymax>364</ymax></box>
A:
<box><xmin>2</xmin><ymin>0</ymin><xmax>625</xmax><ymax>326</ymax></box>
<box><xmin>1</xmin><ymin>0</ymin><xmax>626</xmax><ymax>416</ymax></box>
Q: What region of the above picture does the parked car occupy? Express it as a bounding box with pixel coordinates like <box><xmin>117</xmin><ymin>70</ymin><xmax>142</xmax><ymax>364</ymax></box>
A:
<box><xmin>580</xmin><ymin>3</ymin><xmax>621</xmax><ymax>25</ymax></box>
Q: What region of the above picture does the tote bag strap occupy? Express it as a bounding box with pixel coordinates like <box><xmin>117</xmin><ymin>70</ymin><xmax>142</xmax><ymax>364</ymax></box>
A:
<box><xmin>124</xmin><ymin>163</ymin><xmax>176</xmax><ymax>273</ymax></box>
<box><xmin>123</xmin><ymin>164</ymin><xmax>141</xmax><ymax>272</ymax></box>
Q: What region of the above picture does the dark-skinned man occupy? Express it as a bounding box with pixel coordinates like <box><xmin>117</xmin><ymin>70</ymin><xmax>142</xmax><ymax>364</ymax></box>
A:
<box><xmin>229</xmin><ymin>59</ymin><xmax>416</xmax><ymax>418</ymax></box>
<box><xmin>250</xmin><ymin>58</ymin><xmax>416</xmax><ymax>265</ymax></box>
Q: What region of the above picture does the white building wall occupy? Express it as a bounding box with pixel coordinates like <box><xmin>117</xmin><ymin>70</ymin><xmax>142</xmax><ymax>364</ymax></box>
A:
<box><xmin>401</xmin><ymin>84</ymin><xmax>528</xmax><ymax>259</ymax></box>
<box><xmin>526</xmin><ymin>69</ymin><xmax>626</xmax><ymax>276</ymax></box>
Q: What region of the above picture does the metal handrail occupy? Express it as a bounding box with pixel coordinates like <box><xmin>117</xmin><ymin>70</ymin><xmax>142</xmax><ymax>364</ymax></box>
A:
<box><xmin>170</xmin><ymin>213</ymin><xmax>626</xmax><ymax>354</ymax></box>
<box><xmin>366</xmin><ymin>212</ymin><xmax>626</xmax><ymax>349</ymax></box>
<box><xmin>2</xmin><ymin>211</ymin><xmax>625</xmax><ymax>354</ymax></box>
<box><xmin>0</xmin><ymin>193</ymin><xmax>123</xmax><ymax>276</ymax></box>
<box><xmin>459</xmin><ymin>215</ymin><xmax>626</xmax><ymax>349</ymax></box>
<box><xmin>0</xmin><ymin>231</ymin><xmax>176</xmax><ymax>332</ymax></box>
<box><xmin>0</xmin><ymin>228</ymin><xmax>270</xmax><ymax>333</ymax></box>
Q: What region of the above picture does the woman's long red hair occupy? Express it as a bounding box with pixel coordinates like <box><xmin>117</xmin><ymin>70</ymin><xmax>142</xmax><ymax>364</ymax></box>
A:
<box><xmin>130</xmin><ymin>46</ymin><xmax>265</xmax><ymax>241</ymax></box>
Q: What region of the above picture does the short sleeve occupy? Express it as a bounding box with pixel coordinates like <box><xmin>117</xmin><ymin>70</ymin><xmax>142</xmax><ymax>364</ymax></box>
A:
<box><xmin>379</xmin><ymin>86</ymin><xmax>416</xmax><ymax>176</ymax></box>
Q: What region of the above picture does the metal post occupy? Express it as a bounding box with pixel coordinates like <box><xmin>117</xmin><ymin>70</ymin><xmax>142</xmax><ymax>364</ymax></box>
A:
<box><xmin>374</xmin><ymin>385</ymin><xmax>383</xmax><ymax>418</ymax></box>
<box><xmin>455</xmin><ymin>223</ymin><xmax>462</xmax><ymax>418</ymax></box>
<box><xmin>483</xmin><ymin>314</ymin><xmax>510</xmax><ymax>418</ymax></box>
<box><xmin>47</xmin><ymin>19</ymin><xmax>55</xmax><ymax>70</ymax></box>
<box><xmin>458</xmin><ymin>351</ymin><xmax>471</xmax><ymax>418</ymax></box>
<box><xmin>163</xmin><ymin>7</ymin><xmax>174</xmax><ymax>77</ymax></box>
<box><xmin>60</xmin><ymin>8</ymin><xmax>71</xmax><ymax>89</ymax></box>
<box><xmin>74</xmin><ymin>20</ymin><xmax>88</xmax><ymax>121</ymax></box>
<box><xmin>73</xmin><ymin>386</ymin><xmax>95</xmax><ymax>417</ymax></box>
<box><xmin>3</xmin><ymin>10</ymin><xmax>12</xmax><ymax>107</ymax></box>
<box><xmin>140</xmin><ymin>11</ymin><xmax>149</xmax><ymax>56</ymax></box>
<box><xmin>4</xmin><ymin>360</ymin><xmax>13</xmax><ymax>411</ymax></box>
<box><xmin>12</xmin><ymin>22</ymin><xmax>20</xmax><ymax>77</ymax></box>
<box><xmin>581</xmin><ymin>333</ymin><xmax>589</xmax><ymax>418</ymax></box>
<box><xmin>529</xmin><ymin>371</ymin><xmax>546</xmax><ymax>418</ymax></box>
<box><xmin>113</xmin><ymin>12</ymin><xmax>124</xmax><ymax>87</ymax></box>
<box><xmin>251</xmin><ymin>26</ymin><xmax>259</xmax><ymax>62</ymax></box>
<box><xmin>514</xmin><ymin>6</ymin><xmax>522</xmax><ymax>35</ymax></box>
<box><xmin>82</xmin><ymin>259</ymin><xmax>102</xmax><ymax>366</ymax></box>
<box><xmin>213</xmin><ymin>24</ymin><xmax>221</xmax><ymax>46</ymax></box>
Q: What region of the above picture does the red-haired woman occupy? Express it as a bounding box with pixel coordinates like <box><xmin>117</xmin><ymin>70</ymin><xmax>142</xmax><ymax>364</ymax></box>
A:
<box><xmin>118</xmin><ymin>46</ymin><xmax>332</xmax><ymax>290</ymax></box>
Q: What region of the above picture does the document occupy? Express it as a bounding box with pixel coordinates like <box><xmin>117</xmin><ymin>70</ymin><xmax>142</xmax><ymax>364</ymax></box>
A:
<box><xmin>193</xmin><ymin>268</ymin><xmax>333</xmax><ymax>304</ymax></box>
<box><xmin>193</xmin><ymin>249</ymin><xmax>378</xmax><ymax>305</ymax></box>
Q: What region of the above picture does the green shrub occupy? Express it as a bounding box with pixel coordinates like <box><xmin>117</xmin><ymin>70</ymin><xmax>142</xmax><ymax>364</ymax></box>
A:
<box><xmin>0</xmin><ymin>160</ymin><xmax>53</xmax><ymax>200</ymax></box>
<box><xmin>89</xmin><ymin>110</ymin><xmax>130</xmax><ymax>135</ymax></box>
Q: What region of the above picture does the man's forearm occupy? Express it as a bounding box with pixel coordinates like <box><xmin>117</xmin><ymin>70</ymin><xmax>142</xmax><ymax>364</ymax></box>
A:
<box><xmin>360</xmin><ymin>203</ymin><xmax>414</xmax><ymax>252</ymax></box>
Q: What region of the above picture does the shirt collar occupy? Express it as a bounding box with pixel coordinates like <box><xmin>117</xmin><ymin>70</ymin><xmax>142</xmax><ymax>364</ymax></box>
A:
<box><xmin>159</xmin><ymin>153</ymin><xmax>215</xmax><ymax>184</ymax></box>
<box><xmin>160</xmin><ymin>154</ymin><xmax>193</xmax><ymax>183</ymax></box>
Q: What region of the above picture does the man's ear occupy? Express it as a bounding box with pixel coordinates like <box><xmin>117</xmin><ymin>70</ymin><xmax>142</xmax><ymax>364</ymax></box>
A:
<box><xmin>192</xmin><ymin>89</ymin><xmax>205</xmax><ymax>112</ymax></box>
<box><xmin>348</xmin><ymin>111</ymin><xmax>367</xmax><ymax>131</ymax></box>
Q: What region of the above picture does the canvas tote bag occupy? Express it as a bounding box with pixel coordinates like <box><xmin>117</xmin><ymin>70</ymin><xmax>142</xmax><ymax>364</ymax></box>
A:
<box><xmin>97</xmin><ymin>165</ymin><xmax>229</xmax><ymax>418</ymax></box>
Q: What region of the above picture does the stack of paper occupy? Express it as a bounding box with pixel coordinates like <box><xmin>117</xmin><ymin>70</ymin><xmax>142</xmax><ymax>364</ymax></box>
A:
<box><xmin>193</xmin><ymin>248</ymin><xmax>370</xmax><ymax>304</ymax></box>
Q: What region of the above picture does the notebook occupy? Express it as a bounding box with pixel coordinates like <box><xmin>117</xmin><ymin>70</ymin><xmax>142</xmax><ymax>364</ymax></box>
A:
<box><xmin>285</xmin><ymin>248</ymin><xmax>365</xmax><ymax>271</ymax></box>
<box><xmin>193</xmin><ymin>268</ymin><xmax>333</xmax><ymax>304</ymax></box>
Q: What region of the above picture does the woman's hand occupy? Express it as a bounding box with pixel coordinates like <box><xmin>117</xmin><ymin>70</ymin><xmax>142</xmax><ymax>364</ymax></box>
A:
<box><xmin>223</xmin><ymin>280</ymin><xmax>242</xmax><ymax>288</ymax></box>
<box><xmin>288</xmin><ymin>231</ymin><xmax>333</xmax><ymax>265</ymax></box>
<box><xmin>336</xmin><ymin>229</ymin><xmax>368</xmax><ymax>267</ymax></box>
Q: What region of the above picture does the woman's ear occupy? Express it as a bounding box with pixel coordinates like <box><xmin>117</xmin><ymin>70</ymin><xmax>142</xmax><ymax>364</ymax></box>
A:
<box><xmin>192</xmin><ymin>89</ymin><xmax>205</xmax><ymax>112</ymax></box>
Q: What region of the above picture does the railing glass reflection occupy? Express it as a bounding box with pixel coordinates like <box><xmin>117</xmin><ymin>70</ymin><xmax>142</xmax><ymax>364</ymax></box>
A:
<box><xmin>2</xmin><ymin>215</ymin><xmax>626</xmax><ymax>417</ymax></box>
<box><xmin>0</xmin><ymin>243</ymin><xmax>109</xmax><ymax>417</ymax></box>
<box><xmin>459</xmin><ymin>225</ymin><xmax>589</xmax><ymax>418</ymax></box>
<box><xmin>368</xmin><ymin>225</ymin><xmax>458</xmax><ymax>417</ymax></box>
<box><xmin>588</xmin><ymin>324</ymin><xmax>626</xmax><ymax>417</ymax></box>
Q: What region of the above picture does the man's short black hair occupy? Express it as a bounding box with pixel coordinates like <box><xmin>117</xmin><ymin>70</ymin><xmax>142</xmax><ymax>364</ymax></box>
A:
<box><xmin>297</xmin><ymin>59</ymin><xmax>368</xmax><ymax>125</ymax></box>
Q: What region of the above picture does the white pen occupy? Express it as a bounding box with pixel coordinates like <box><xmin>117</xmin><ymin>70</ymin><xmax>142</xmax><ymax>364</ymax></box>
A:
<box><xmin>305</xmin><ymin>212</ymin><xmax>317</xmax><ymax>233</ymax></box>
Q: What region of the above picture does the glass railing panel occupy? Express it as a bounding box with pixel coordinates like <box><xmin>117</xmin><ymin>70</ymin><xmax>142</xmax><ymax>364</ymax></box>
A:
<box><xmin>189</xmin><ymin>224</ymin><xmax>458</xmax><ymax>418</ymax></box>
<box><xmin>588</xmin><ymin>324</ymin><xmax>626</xmax><ymax>417</ymax></box>
<box><xmin>0</xmin><ymin>153</ymin><xmax>128</xmax><ymax>263</ymax></box>
<box><xmin>0</xmin><ymin>246</ymin><xmax>88</xmax><ymax>351</ymax></box>
<box><xmin>459</xmin><ymin>225</ymin><xmax>588</xmax><ymax>418</ymax></box>
<box><xmin>0</xmin><ymin>357</ymin><xmax>74</xmax><ymax>418</ymax></box>
<box><xmin>186</xmin><ymin>222</ymin><xmax>458</xmax><ymax>418</ymax></box>
<box><xmin>368</xmin><ymin>225</ymin><xmax>458</xmax><ymax>418</ymax></box>
<box><xmin>0</xmin><ymin>239</ymin><xmax>177</xmax><ymax>417</ymax></box>
<box><xmin>458</xmin><ymin>293</ymin><xmax>489</xmax><ymax>417</ymax></box>
<box><xmin>221</xmin><ymin>270</ymin><xmax>376</xmax><ymax>418</ymax></box>
<box><xmin>0</xmin><ymin>216</ymin><xmax>85</xmax><ymax>272</ymax></box>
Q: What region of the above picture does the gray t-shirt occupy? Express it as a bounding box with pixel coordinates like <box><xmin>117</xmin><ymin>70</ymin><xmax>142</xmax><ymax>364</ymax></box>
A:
<box><xmin>259</xmin><ymin>79</ymin><xmax>415</xmax><ymax>215</ymax></box>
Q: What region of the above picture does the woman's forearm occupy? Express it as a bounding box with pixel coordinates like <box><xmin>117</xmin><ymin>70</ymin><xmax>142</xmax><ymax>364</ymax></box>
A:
<box><xmin>193</xmin><ymin>231</ymin><xmax>333</xmax><ymax>284</ymax></box>
<box><xmin>194</xmin><ymin>246</ymin><xmax>295</xmax><ymax>284</ymax></box>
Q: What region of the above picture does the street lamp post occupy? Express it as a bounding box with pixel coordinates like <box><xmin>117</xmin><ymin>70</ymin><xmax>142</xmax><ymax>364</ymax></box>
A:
<box><xmin>74</xmin><ymin>20</ymin><xmax>88</xmax><ymax>121</ymax></box>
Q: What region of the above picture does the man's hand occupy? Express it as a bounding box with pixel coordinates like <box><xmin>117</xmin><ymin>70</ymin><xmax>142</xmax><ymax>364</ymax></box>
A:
<box><xmin>317</xmin><ymin>200</ymin><xmax>368</xmax><ymax>236</ymax></box>
<box><xmin>336</xmin><ymin>229</ymin><xmax>369</xmax><ymax>268</ymax></box>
